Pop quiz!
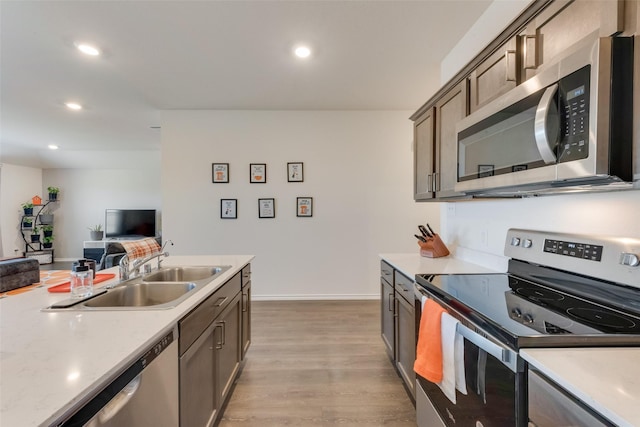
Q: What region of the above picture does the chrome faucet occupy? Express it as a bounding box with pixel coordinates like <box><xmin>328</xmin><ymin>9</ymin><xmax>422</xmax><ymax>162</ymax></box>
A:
<box><xmin>119</xmin><ymin>250</ymin><xmax>170</xmax><ymax>280</ymax></box>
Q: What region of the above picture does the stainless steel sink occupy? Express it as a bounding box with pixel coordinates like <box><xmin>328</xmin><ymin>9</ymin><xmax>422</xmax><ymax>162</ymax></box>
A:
<box><xmin>84</xmin><ymin>282</ymin><xmax>197</xmax><ymax>308</ymax></box>
<box><xmin>142</xmin><ymin>266</ymin><xmax>226</xmax><ymax>282</ymax></box>
<box><xmin>44</xmin><ymin>265</ymin><xmax>231</xmax><ymax>311</ymax></box>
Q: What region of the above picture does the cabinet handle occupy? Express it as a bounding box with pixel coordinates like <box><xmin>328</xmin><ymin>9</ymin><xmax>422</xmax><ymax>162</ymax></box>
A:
<box><xmin>221</xmin><ymin>320</ymin><xmax>226</xmax><ymax>346</ymax></box>
<box><xmin>427</xmin><ymin>174</ymin><xmax>433</xmax><ymax>193</ymax></box>
<box><xmin>388</xmin><ymin>293</ymin><xmax>394</xmax><ymax>312</ymax></box>
<box><xmin>214</xmin><ymin>296</ymin><xmax>228</xmax><ymax>307</ymax></box>
<box><xmin>215</xmin><ymin>323</ymin><xmax>224</xmax><ymax>349</ymax></box>
<box><xmin>524</xmin><ymin>35</ymin><xmax>537</xmax><ymax>70</ymax></box>
<box><xmin>505</xmin><ymin>49</ymin><xmax>517</xmax><ymax>82</ymax></box>
<box><xmin>433</xmin><ymin>173</ymin><xmax>439</xmax><ymax>192</ymax></box>
<box><xmin>394</xmin><ymin>298</ymin><xmax>399</xmax><ymax>318</ymax></box>
<box><xmin>242</xmin><ymin>292</ymin><xmax>249</xmax><ymax>313</ymax></box>
<box><xmin>382</xmin><ymin>269</ymin><xmax>391</xmax><ymax>275</ymax></box>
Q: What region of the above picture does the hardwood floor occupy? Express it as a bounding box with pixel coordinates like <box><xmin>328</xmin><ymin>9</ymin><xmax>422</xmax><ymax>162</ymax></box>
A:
<box><xmin>219</xmin><ymin>300</ymin><xmax>416</xmax><ymax>426</ymax></box>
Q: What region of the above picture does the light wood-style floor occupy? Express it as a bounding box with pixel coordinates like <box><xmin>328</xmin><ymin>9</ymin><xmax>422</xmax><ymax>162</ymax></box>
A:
<box><xmin>219</xmin><ymin>300</ymin><xmax>417</xmax><ymax>426</ymax></box>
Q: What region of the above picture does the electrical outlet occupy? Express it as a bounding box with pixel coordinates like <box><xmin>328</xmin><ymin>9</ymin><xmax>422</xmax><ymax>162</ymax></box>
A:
<box><xmin>480</xmin><ymin>229</ymin><xmax>489</xmax><ymax>247</ymax></box>
<box><xmin>447</xmin><ymin>203</ymin><xmax>456</xmax><ymax>218</ymax></box>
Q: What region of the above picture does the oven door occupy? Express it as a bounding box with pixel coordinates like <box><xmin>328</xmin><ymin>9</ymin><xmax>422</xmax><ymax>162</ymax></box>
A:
<box><xmin>415</xmin><ymin>286</ymin><xmax>525</xmax><ymax>427</ymax></box>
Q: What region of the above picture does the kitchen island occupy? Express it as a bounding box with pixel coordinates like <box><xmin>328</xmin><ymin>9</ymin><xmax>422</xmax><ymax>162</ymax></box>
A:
<box><xmin>0</xmin><ymin>255</ymin><xmax>253</xmax><ymax>427</ymax></box>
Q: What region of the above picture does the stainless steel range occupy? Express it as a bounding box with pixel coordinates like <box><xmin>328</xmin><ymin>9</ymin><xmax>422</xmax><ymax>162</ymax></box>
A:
<box><xmin>414</xmin><ymin>229</ymin><xmax>640</xmax><ymax>427</ymax></box>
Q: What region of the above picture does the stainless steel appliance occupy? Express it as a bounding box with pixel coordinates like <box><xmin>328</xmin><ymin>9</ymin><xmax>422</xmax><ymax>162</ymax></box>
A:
<box><xmin>455</xmin><ymin>34</ymin><xmax>634</xmax><ymax>196</ymax></box>
<box><xmin>59</xmin><ymin>327</ymin><xmax>179</xmax><ymax>426</ymax></box>
<box><xmin>414</xmin><ymin>229</ymin><xmax>640</xmax><ymax>426</ymax></box>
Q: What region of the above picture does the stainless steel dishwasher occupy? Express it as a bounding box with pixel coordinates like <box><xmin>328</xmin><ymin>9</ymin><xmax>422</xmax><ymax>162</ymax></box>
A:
<box><xmin>59</xmin><ymin>327</ymin><xmax>179</xmax><ymax>426</ymax></box>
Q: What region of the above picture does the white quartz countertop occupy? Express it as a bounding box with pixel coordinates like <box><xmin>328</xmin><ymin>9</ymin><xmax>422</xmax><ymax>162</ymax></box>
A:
<box><xmin>0</xmin><ymin>255</ymin><xmax>253</xmax><ymax>427</ymax></box>
<box><xmin>521</xmin><ymin>347</ymin><xmax>640</xmax><ymax>427</ymax></box>
<box><xmin>380</xmin><ymin>253</ymin><xmax>501</xmax><ymax>279</ymax></box>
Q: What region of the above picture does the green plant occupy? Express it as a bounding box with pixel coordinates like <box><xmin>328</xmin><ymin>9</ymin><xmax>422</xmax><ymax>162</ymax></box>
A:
<box><xmin>31</xmin><ymin>226</ymin><xmax>40</xmax><ymax>234</ymax></box>
<box><xmin>43</xmin><ymin>236</ymin><xmax>54</xmax><ymax>243</ymax></box>
<box><xmin>21</xmin><ymin>202</ymin><xmax>34</xmax><ymax>209</ymax></box>
<box><xmin>23</xmin><ymin>217</ymin><xmax>33</xmax><ymax>225</ymax></box>
<box><xmin>42</xmin><ymin>225</ymin><xmax>54</xmax><ymax>232</ymax></box>
<box><xmin>88</xmin><ymin>224</ymin><xmax>103</xmax><ymax>232</ymax></box>
<box><xmin>47</xmin><ymin>186</ymin><xmax>60</xmax><ymax>194</ymax></box>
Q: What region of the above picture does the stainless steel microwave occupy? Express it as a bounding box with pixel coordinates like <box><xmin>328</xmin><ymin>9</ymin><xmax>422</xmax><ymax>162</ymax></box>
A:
<box><xmin>455</xmin><ymin>34</ymin><xmax>634</xmax><ymax>196</ymax></box>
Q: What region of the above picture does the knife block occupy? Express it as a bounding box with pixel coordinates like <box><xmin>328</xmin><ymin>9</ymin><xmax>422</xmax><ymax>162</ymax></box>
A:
<box><xmin>418</xmin><ymin>234</ymin><xmax>450</xmax><ymax>258</ymax></box>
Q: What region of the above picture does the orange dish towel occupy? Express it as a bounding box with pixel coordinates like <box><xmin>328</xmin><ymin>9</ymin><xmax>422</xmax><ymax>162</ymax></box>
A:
<box><xmin>119</xmin><ymin>237</ymin><xmax>161</xmax><ymax>260</ymax></box>
<box><xmin>414</xmin><ymin>298</ymin><xmax>446</xmax><ymax>383</ymax></box>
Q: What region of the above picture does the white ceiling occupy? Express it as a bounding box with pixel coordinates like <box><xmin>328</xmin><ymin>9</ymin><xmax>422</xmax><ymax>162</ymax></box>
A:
<box><xmin>0</xmin><ymin>0</ymin><xmax>493</xmax><ymax>168</ymax></box>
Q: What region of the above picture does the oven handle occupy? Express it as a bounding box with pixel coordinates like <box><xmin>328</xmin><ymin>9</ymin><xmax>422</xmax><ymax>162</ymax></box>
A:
<box><xmin>415</xmin><ymin>284</ymin><xmax>517</xmax><ymax>371</ymax></box>
<box><xmin>456</xmin><ymin>323</ymin><xmax>511</xmax><ymax>365</ymax></box>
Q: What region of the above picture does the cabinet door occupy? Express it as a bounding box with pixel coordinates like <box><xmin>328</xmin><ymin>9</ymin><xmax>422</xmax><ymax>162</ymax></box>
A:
<box><xmin>241</xmin><ymin>280</ymin><xmax>251</xmax><ymax>359</ymax></box>
<box><xmin>469</xmin><ymin>37</ymin><xmax>518</xmax><ymax>113</ymax></box>
<box><xmin>216</xmin><ymin>292</ymin><xmax>242</xmax><ymax>409</ymax></box>
<box><xmin>180</xmin><ymin>321</ymin><xmax>217</xmax><ymax>427</ymax></box>
<box><xmin>381</xmin><ymin>278</ymin><xmax>395</xmax><ymax>360</ymax></box>
<box><xmin>521</xmin><ymin>0</ymin><xmax>623</xmax><ymax>81</ymax></box>
<box><xmin>435</xmin><ymin>80</ymin><xmax>468</xmax><ymax>199</ymax></box>
<box><xmin>414</xmin><ymin>107</ymin><xmax>436</xmax><ymax>201</ymax></box>
<box><xmin>395</xmin><ymin>292</ymin><xmax>416</xmax><ymax>399</ymax></box>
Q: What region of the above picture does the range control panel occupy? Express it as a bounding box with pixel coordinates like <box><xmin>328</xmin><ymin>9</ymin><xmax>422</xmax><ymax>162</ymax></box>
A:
<box><xmin>543</xmin><ymin>239</ymin><xmax>603</xmax><ymax>262</ymax></box>
<box><xmin>505</xmin><ymin>229</ymin><xmax>640</xmax><ymax>288</ymax></box>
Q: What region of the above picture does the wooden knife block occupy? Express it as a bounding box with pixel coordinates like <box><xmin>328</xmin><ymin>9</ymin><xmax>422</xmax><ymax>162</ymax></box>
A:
<box><xmin>418</xmin><ymin>234</ymin><xmax>450</xmax><ymax>258</ymax></box>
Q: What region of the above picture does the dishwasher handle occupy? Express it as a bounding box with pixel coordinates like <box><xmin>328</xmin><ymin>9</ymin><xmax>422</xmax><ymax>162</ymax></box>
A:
<box><xmin>96</xmin><ymin>375</ymin><xmax>142</xmax><ymax>424</ymax></box>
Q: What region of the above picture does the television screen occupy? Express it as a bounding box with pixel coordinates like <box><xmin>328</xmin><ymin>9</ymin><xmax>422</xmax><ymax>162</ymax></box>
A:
<box><xmin>105</xmin><ymin>209</ymin><xmax>157</xmax><ymax>238</ymax></box>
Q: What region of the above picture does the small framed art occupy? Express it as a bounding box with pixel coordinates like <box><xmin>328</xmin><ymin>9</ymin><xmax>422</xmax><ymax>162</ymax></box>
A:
<box><xmin>287</xmin><ymin>162</ymin><xmax>304</xmax><ymax>182</ymax></box>
<box><xmin>258</xmin><ymin>198</ymin><xmax>275</xmax><ymax>218</ymax></box>
<box><xmin>296</xmin><ymin>197</ymin><xmax>313</xmax><ymax>217</ymax></box>
<box><xmin>478</xmin><ymin>164</ymin><xmax>495</xmax><ymax>178</ymax></box>
<box><xmin>250</xmin><ymin>163</ymin><xmax>267</xmax><ymax>183</ymax></box>
<box><xmin>221</xmin><ymin>199</ymin><xmax>237</xmax><ymax>219</ymax></box>
<box><xmin>212</xmin><ymin>163</ymin><xmax>229</xmax><ymax>183</ymax></box>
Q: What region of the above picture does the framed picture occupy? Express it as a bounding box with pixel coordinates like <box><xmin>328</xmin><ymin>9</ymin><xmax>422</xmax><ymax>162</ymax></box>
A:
<box><xmin>478</xmin><ymin>164</ymin><xmax>495</xmax><ymax>178</ymax></box>
<box><xmin>258</xmin><ymin>198</ymin><xmax>275</xmax><ymax>218</ymax></box>
<box><xmin>250</xmin><ymin>163</ymin><xmax>267</xmax><ymax>183</ymax></box>
<box><xmin>220</xmin><ymin>199</ymin><xmax>237</xmax><ymax>219</ymax></box>
<box><xmin>212</xmin><ymin>163</ymin><xmax>229</xmax><ymax>183</ymax></box>
<box><xmin>287</xmin><ymin>162</ymin><xmax>304</xmax><ymax>182</ymax></box>
<box><xmin>296</xmin><ymin>197</ymin><xmax>313</xmax><ymax>217</ymax></box>
<box><xmin>512</xmin><ymin>164</ymin><xmax>528</xmax><ymax>172</ymax></box>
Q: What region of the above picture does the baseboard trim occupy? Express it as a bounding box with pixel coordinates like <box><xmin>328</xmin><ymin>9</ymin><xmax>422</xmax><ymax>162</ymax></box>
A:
<box><xmin>253</xmin><ymin>294</ymin><xmax>379</xmax><ymax>301</ymax></box>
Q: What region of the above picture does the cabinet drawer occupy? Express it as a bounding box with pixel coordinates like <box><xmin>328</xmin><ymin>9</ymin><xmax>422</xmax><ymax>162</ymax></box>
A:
<box><xmin>381</xmin><ymin>261</ymin><xmax>393</xmax><ymax>285</ymax></box>
<box><xmin>179</xmin><ymin>271</ymin><xmax>242</xmax><ymax>355</ymax></box>
<box><xmin>394</xmin><ymin>271</ymin><xmax>414</xmax><ymax>304</ymax></box>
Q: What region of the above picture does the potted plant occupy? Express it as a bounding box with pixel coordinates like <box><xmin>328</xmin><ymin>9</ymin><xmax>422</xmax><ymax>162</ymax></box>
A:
<box><xmin>31</xmin><ymin>227</ymin><xmax>40</xmax><ymax>243</ymax></box>
<box><xmin>42</xmin><ymin>225</ymin><xmax>54</xmax><ymax>238</ymax></box>
<box><xmin>47</xmin><ymin>186</ymin><xmax>60</xmax><ymax>201</ymax></box>
<box><xmin>22</xmin><ymin>217</ymin><xmax>33</xmax><ymax>229</ymax></box>
<box><xmin>88</xmin><ymin>224</ymin><xmax>104</xmax><ymax>241</ymax></box>
<box><xmin>43</xmin><ymin>236</ymin><xmax>54</xmax><ymax>249</ymax></box>
<box><xmin>39</xmin><ymin>208</ymin><xmax>54</xmax><ymax>225</ymax></box>
<box><xmin>22</xmin><ymin>202</ymin><xmax>34</xmax><ymax>216</ymax></box>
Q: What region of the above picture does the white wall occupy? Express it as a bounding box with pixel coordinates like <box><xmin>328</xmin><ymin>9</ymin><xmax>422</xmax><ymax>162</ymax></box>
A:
<box><xmin>43</xmin><ymin>163</ymin><xmax>162</xmax><ymax>260</ymax></box>
<box><xmin>161</xmin><ymin>110</ymin><xmax>438</xmax><ymax>299</ymax></box>
<box><xmin>0</xmin><ymin>163</ymin><xmax>42</xmax><ymax>258</ymax></box>
<box><xmin>442</xmin><ymin>191</ymin><xmax>640</xmax><ymax>270</ymax></box>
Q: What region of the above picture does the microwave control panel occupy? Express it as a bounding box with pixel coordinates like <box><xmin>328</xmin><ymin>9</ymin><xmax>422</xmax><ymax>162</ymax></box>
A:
<box><xmin>557</xmin><ymin>65</ymin><xmax>590</xmax><ymax>163</ymax></box>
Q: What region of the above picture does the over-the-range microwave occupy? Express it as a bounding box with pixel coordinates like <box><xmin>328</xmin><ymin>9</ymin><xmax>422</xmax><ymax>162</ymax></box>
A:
<box><xmin>455</xmin><ymin>33</ymin><xmax>634</xmax><ymax>196</ymax></box>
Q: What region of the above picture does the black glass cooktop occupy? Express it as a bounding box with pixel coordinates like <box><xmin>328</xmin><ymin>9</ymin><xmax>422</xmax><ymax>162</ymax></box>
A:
<box><xmin>415</xmin><ymin>260</ymin><xmax>640</xmax><ymax>350</ymax></box>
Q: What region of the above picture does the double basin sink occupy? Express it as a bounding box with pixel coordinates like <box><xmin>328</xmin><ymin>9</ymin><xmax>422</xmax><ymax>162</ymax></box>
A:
<box><xmin>47</xmin><ymin>266</ymin><xmax>231</xmax><ymax>311</ymax></box>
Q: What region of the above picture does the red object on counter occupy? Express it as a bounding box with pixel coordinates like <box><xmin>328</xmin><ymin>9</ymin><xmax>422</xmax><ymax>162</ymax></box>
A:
<box><xmin>47</xmin><ymin>273</ymin><xmax>116</xmax><ymax>293</ymax></box>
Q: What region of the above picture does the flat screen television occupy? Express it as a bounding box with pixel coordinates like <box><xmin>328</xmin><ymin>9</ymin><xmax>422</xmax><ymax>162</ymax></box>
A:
<box><xmin>105</xmin><ymin>209</ymin><xmax>157</xmax><ymax>239</ymax></box>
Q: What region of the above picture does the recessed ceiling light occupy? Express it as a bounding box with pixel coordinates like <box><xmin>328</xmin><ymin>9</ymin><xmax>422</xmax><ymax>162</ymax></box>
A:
<box><xmin>48</xmin><ymin>144</ymin><xmax>59</xmax><ymax>150</ymax></box>
<box><xmin>75</xmin><ymin>43</ymin><xmax>100</xmax><ymax>56</ymax></box>
<box><xmin>65</xmin><ymin>102</ymin><xmax>83</xmax><ymax>110</ymax></box>
<box><xmin>294</xmin><ymin>45</ymin><xmax>311</xmax><ymax>59</ymax></box>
